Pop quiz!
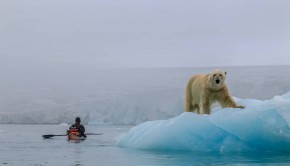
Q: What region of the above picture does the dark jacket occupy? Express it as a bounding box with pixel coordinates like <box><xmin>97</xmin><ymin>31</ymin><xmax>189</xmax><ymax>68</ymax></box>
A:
<box><xmin>70</xmin><ymin>123</ymin><xmax>86</xmax><ymax>137</ymax></box>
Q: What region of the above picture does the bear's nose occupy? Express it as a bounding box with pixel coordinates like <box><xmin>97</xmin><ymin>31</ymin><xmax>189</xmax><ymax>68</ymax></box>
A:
<box><xmin>216</xmin><ymin>79</ymin><xmax>220</xmax><ymax>84</ymax></box>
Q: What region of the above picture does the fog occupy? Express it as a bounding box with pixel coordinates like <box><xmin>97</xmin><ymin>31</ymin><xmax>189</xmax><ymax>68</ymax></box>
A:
<box><xmin>1</xmin><ymin>0</ymin><xmax>290</xmax><ymax>69</ymax></box>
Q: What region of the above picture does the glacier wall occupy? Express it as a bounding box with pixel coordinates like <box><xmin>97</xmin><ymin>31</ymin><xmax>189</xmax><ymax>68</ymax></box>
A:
<box><xmin>0</xmin><ymin>66</ymin><xmax>290</xmax><ymax>125</ymax></box>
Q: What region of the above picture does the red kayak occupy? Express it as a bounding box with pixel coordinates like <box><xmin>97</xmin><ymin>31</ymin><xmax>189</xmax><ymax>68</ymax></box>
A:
<box><xmin>67</xmin><ymin>129</ymin><xmax>86</xmax><ymax>140</ymax></box>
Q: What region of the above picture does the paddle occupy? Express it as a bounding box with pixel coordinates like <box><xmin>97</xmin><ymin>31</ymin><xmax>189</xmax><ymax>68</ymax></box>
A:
<box><xmin>42</xmin><ymin>134</ymin><xmax>67</xmax><ymax>139</ymax></box>
<box><xmin>42</xmin><ymin>133</ymin><xmax>103</xmax><ymax>139</ymax></box>
<box><xmin>85</xmin><ymin>133</ymin><xmax>103</xmax><ymax>135</ymax></box>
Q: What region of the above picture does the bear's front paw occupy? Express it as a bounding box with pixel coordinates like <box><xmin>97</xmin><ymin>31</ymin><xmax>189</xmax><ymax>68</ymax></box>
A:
<box><xmin>237</xmin><ymin>105</ymin><xmax>245</xmax><ymax>109</ymax></box>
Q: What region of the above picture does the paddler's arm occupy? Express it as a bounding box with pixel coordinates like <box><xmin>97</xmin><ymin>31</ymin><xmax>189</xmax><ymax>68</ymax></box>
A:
<box><xmin>78</xmin><ymin>125</ymin><xmax>85</xmax><ymax>133</ymax></box>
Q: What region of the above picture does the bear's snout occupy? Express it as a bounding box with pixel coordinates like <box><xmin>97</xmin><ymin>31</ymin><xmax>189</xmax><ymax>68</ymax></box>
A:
<box><xmin>215</xmin><ymin>79</ymin><xmax>220</xmax><ymax>84</ymax></box>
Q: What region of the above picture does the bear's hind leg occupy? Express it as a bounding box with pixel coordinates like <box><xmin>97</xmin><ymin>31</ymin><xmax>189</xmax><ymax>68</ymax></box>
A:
<box><xmin>194</xmin><ymin>104</ymin><xmax>200</xmax><ymax>114</ymax></box>
<box><xmin>184</xmin><ymin>100</ymin><xmax>193</xmax><ymax>112</ymax></box>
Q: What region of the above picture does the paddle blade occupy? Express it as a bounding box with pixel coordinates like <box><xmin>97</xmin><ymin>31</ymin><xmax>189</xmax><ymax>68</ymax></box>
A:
<box><xmin>42</xmin><ymin>134</ymin><xmax>67</xmax><ymax>139</ymax></box>
<box><xmin>86</xmin><ymin>133</ymin><xmax>103</xmax><ymax>135</ymax></box>
<box><xmin>42</xmin><ymin>134</ymin><xmax>54</xmax><ymax>139</ymax></box>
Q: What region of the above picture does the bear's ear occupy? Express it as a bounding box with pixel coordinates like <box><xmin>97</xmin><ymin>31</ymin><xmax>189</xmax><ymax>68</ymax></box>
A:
<box><xmin>224</xmin><ymin>71</ymin><xmax>227</xmax><ymax>75</ymax></box>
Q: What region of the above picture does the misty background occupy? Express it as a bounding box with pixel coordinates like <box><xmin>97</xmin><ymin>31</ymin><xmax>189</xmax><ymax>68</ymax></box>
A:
<box><xmin>1</xmin><ymin>0</ymin><xmax>290</xmax><ymax>69</ymax></box>
<box><xmin>0</xmin><ymin>0</ymin><xmax>290</xmax><ymax>124</ymax></box>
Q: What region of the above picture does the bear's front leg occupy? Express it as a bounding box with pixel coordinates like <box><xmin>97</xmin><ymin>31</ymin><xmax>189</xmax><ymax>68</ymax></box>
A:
<box><xmin>235</xmin><ymin>105</ymin><xmax>245</xmax><ymax>109</ymax></box>
<box><xmin>221</xmin><ymin>95</ymin><xmax>245</xmax><ymax>109</ymax></box>
<box><xmin>200</xmin><ymin>100</ymin><xmax>211</xmax><ymax>114</ymax></box>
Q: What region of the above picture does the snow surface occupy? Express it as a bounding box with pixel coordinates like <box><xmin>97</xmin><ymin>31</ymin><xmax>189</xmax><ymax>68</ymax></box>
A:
<box><xmin>117</xmin><ymin>91</ymin><xmax>290</xmax><ymax>152</ymax></box>
<box><xmin>1</xmin><ymin>66</ymin><xmax>290</xmax><ymax>125</ymax></box>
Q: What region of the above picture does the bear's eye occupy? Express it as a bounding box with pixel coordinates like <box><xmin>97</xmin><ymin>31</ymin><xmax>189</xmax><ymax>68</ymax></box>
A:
<box><xmin>219</xmin><ymin>74</ymin><xmax>222</xmax><ymax>77</ymax></box>
<box><xmin>213</xmin><ymin>74</ymin><xmax>216</xmax><ymax>77</ymax></box>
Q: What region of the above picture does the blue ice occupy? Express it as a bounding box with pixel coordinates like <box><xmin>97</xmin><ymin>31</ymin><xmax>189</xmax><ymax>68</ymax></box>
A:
<box><xmin>117</xmin><ymin>91</ymin><xmax>290</xmax><ymax>152</ymax></box>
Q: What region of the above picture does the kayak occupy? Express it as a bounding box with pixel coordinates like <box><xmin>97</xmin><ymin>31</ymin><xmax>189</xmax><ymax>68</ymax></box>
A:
<box><xmin>67</xmin><ymin>132</ymin><xmax>86</xmax><ymax>140</ymax></box>
<box><xmin>67</xmin><ymin>129</ymin><xmax>86</xmax><ymax>141</ymax></box>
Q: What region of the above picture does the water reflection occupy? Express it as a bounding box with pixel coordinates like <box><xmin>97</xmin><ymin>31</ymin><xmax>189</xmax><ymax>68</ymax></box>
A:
<box><xmin>70</xmin><ymin>142</ymin><xmax>84</xmax><ymax>166</ymax></box>
<box><xmin>121</xmin><ymin>149</ymin><xmax>290</xmax><ymax>166</ymax></box>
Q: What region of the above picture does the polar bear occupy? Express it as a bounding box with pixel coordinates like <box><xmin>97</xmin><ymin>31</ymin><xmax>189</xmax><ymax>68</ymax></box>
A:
<box><xmin>184</xmin><ymin>70</ymin><xmax>245</xmax><ymax>114</ymax></box>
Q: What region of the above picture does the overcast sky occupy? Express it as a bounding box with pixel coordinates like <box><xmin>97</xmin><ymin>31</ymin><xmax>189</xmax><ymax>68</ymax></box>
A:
<box><xmin>1</xmin><ymin>0</ymin><xmax>290</xmax><ymax>69</ymax></box>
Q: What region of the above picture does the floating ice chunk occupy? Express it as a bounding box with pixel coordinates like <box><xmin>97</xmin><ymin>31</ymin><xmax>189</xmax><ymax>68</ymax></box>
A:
<box><xmin>117</xmin><ymin>91</ymin><xmax>290</xmax><ymax>152</ymax></box>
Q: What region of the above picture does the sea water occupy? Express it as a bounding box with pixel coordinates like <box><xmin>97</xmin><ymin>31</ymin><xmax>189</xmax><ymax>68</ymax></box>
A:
<box><xmin>1</xmin><ymin>125</ymin><xmax>290</xmax><ymax>166</ymax></box>
<box><xmin>0</xmin><ymin>124</ymin><xmax>131</xmax><ymax>166</ymax></box>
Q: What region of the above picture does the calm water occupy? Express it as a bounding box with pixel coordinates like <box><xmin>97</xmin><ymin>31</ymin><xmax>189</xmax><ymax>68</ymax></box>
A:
<box><xmin>1</xmin><ymin>124</ymin><xmax>290</xmax><ymax>166</ymax></box>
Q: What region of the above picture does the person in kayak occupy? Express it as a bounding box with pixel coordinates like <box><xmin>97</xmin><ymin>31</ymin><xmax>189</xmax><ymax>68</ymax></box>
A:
<box><xmin>69</xmin><ymin>117</ymin><xmax>87</xmax><ymax>138</ymax></box>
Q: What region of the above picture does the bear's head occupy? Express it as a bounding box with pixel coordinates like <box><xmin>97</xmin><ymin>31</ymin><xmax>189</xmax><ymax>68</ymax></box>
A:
<box><xmin>208</xmin><ymin>70</ymin><xmax>227</xmax><ymax>90</ymax></box>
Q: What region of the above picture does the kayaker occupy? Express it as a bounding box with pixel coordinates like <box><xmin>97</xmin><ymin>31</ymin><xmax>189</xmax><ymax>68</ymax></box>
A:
<box><xmin>69</xmin><ymin>117</ymin><xmax>87</xmax><ymax>138</ymax></box>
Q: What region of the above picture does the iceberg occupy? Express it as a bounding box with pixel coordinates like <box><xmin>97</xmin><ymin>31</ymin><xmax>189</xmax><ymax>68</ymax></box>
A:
<box><xmin>117</xmin><ymin>91</ymin><xmax>290</xmax><ymax>152</ymax></box>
